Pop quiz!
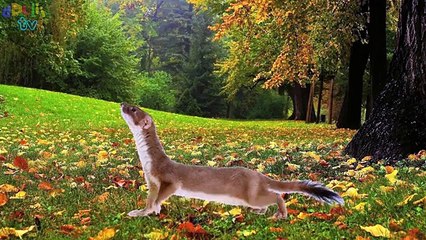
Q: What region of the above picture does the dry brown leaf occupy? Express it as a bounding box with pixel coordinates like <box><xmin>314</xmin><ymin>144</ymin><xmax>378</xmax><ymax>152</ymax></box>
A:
<box><xmin>38</xmin><ymin>182</ymin><xmax>54</xmax><ymax>191</ymax></box>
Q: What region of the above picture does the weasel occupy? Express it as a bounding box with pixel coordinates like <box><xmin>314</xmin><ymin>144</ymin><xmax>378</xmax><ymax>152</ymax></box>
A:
<box><xmin>120</xmin><ymin>103</ymin><xmax>344</xmax><ymax>219</ymax></box>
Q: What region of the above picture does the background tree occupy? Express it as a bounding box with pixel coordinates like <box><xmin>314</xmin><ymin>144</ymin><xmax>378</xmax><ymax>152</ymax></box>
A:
<box><xmin>191</xmin><ymin>0</ymin><xmax>358</xmax><ymax>121</ymax></box>
<box><xmin>345</xmin><ymin>0</ymin><xmax>426</xmax><ymax>164</ymax></box>
<box><xmin>175</xmin><ymin>10</ymin><xmax>225</xmax><ymax>117</ymax></box>
<box><xmin>64</xmin><ymin>2</ymin><xmax>139</xmax><ymax>102</ymax></box>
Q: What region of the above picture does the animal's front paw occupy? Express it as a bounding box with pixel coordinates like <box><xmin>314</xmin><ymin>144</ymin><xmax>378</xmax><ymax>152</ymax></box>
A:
<box><xmin>127</xmin><ymin>209</ymin><xmax>152</xmax><ymax>217</ymax></box>
<box><xmin>273</xmin><ymin>211</ymin><xmax>288</xmax><ymax>220</ymax></box>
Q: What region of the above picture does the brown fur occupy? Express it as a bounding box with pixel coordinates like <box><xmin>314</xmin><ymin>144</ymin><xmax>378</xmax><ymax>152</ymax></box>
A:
<box><xmin>121</xmin><ymin>103</ymin><xmax>344</xmax><ymax>219</ymax></box>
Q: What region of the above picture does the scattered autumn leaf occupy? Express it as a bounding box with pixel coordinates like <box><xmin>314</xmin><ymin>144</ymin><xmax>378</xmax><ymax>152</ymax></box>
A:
<box><xmin>360</xmin><ymin>224</ymin><xmax>391</xmax><ymax>238</ymax></box>
<box><xmin>0</xmin><ymin>193</ymin><xmax>8</xmax><ymax>206</ymax></box>
<box><xmin>10</xmin><ymin>191</ymin><xmax>26</xmax><ymax>199</ymax></box>
<box><xmin>144</xmin><ymin>229</ymin><xmax>169</xmax><ymax>240</ymax></box>
<box><xmin>95</xmin><ymin>192</ymin><xmax>110</xmax><ymax>203</ymax></box>
<box><xmin>38</xmin><ymin>182</ymin><xmax>54</xmax><ymax>191</ymax></box>
<box><xmin>13</xmin><ymin>156</ymin><xmax>28</xmax><ymax>171</ymax></box>
<box><xmin>352</xmin><ymin>202</ymin><xmax>367</xmax><ymax>212</ymax></box>
<box><xmin>236</xmin><ymin>229</ymin><xmax>256</xmax><ymax>237</ymax></box>
<box><xmin>60</xmin><ymin>225</ymin><xmax>77</xmax><ymax>235</ymax></box>
<box><xmin>385</xmin><ymin>166</ymin><xmax>394</xmax><ymax>174</ymax></box>
<box><xmin>413</xmin><ymin>196</ymin><xmax>426</xmax><ymax>205</ymax></box>
<box><xmin>0</xmin><ymin>225</ymin><xmax>35</xmax><ymax>238</ymax></box>
<box><xmin>0</xmin><ymin>184</ymin><xmax>19</xmax><ymax>193</ymax></box>
<box><xmin>177</xmin><ymin>222</ymin><xmax>207</xmax><ymax>234</ymax></box>
<box><xmin>397</xmin><ymin>193</ymin><xmax>417</xmax><ymax>206</ymax></box>
<box><xmin>385</xmin><ymin>169</ymin><xmax>398</xmax><ymax>184</ymax></box>
<box><xmin>89</xmin><ymin>227</ymin><xmax>115</xmax><ymax>240</ymax></box>
<box><xmin>269</xmin><ymin>227</ymin><xmax>283</xmax><ymax>233</ymax></box>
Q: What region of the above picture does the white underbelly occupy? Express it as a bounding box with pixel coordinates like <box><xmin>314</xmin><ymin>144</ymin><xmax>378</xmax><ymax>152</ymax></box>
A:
<box><xmin>174</xmin><ymin>188</ymin><xmax>248</xmax><ymax>206</ymax></box>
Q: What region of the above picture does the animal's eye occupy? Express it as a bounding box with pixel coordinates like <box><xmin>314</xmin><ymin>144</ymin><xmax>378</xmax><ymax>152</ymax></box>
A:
<box><xmin>131</xmin><ymin>107</ymin><xmax>136</xmax><ymax>112</ymax></box>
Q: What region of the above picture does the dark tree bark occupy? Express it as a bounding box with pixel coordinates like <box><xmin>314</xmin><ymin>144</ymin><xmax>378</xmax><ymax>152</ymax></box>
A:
<box><xmin>346</xmin><ymin>0</ymin><xmax>426</xmax><ymax>164</ymax></box>
<box><xmin>369</xmin><ymin>0</ymin><xmax>387</xmax><ymax>105</ymax></box>
<box><xmin>316</xmin><ymin>74</ymin><xmax>324</xmax><ymax>124</ymax></box>
<box><xmin>336</xmin><ymin>40</ymin><xmax>370</xmax><ymax>129</ymax></box>
<box><xmin>306</xmin><ymin>80</ymin><xmax>316</xmax><ymax>123</ymax></box>
<box><xmin>337</xmin><ymin>0</ymin><xmax>370</xmax><ymax>129</ymax></box>
<box><xmin>328</xmin><ymin>78</ymin><xmax>334</xmax><ymax>124</ymax></box>
<box><xmin>289</xmin><ymin>83</ymin><xmax>316</xmax><ymax>121</ymax></box>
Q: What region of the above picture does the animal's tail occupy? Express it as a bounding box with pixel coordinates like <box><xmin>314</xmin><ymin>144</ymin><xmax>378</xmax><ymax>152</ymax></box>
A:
<box><xmin>268</xmin><ymin>180</ymin><xmax>344</xmax><ymax>205</ymax></box>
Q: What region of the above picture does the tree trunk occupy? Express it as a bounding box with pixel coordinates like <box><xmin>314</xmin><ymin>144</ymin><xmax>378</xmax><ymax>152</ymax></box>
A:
<box><xmin>336</xmin><ymin>0</ymin><xmax>369</xmax><ymax>129</ymax></box>
<box><xmin>289</xmin><ymin>82</ymin><xmax>315</xmax><ymax>121</ymax></box>
<box><xmin>316</xmin><ymin>74</ymin><xmax>324</xmax><ymax>124</ymax></box>
<box><xmin>306</xmin><ymin>80</ymin><xmax>316</xmax><ymax>123</ymax></box>
<box><xmin>328</xmin><ymin>78</ymin><xmax>334</xmax><ymax>124</ymax></box>
<box><xmin>345</xmin><ymin>0</ymin><xmax>426</xmax><ymax>164</ymax></box>
<box><xmin>336</xmin><ymin>39</ymin><xmax>370</xmax><ymax>129</ymax></box>
<box><xmin>369</xmin><ymin>0</ymin><xmax>387</xmax><ymax>105</ymax></box>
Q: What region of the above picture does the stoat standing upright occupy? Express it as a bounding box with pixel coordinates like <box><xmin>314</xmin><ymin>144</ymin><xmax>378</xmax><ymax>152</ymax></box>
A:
<box><xmin>120</xmin><ymin>103</ymin><xmax>344</xmax><ymax>219</ymax></box>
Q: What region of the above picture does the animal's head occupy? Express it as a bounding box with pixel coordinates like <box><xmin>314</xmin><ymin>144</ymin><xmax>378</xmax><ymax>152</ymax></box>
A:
<box><xmin>120</xmin><ymin>103</ymin><xmax>153</xmax><ymax>133</ymax></box>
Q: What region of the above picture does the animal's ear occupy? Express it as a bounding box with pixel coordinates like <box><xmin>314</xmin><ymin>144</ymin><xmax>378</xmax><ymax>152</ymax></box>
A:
<box><xmin>142</xmin><ymin>115</ymin><xmax>152</xmax><ymax>130</ymax></box>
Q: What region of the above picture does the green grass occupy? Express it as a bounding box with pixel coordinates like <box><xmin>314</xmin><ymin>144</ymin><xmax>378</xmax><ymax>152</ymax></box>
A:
<box><xmin>0</xmin><ymin>84</ymin><xmax>425</xmax><ymax>239</ymax></box>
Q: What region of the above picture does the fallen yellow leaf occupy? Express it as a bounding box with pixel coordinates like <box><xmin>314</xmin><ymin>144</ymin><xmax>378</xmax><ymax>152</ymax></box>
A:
<box><xmin>342</xmin><ymin>187</ymin><xmax>360</xmax><ymax>198</ymax></box>
<box><xmin>207</xmin><ymin>161</ymin><xmax>216</xmax><ymax>167</ymax></box>
<box><xmin>360</xmin><ymin>224</ymin><xmax>390</xmax><ymax>238</ymax></box>
<box><xmin>144</xmin><ymin>229</ymin><xmax>168</xmax><ymax>240</ymax></box>
<box><xmin>297</xmin><ymin>212</ymin><xmax>310</xmax><ymax>220</ymax></box>
<box><xmin>413</xmin><ymin>196</ymin><xmax>426</xmax><ymax>205</ymax></box>
<box><xmin>228</xmin><ymin>207</ymin><xmax>242</xmax><ymax>216</ymax></box>
<box><xmin>97</xmin><ymin>150</ymin><xmax>108</xmax><ymax>160</ymax></box>
<box><xmin>347</xmin><ymin>158</ymin><xmax>357</xmax><ymax>165</ymax></box>
<box><xmin>49</xmin><ymin>189</ymin><xmax>65</xmax><ymax>197</ymax></box>
<box><xmin>385</xmin><ymin>169</ymin><xmax>398</xmax><ymax>184</ymax></box>
<box><xmin>396</xmin><ymin>193</ymin><xmax>417</xmax><ymax>206</ymax></box>
<box><xmin>3</xmin><ymin>163</ymin><xmax>18</xmax><ymax>170</ymax></box>
<box><xmin>237</xmin><ymin>229</ymin><xmax>256</xmax><ymax>237</ymax></box>
<box><xmin>305</xmin><ymin>151</ymin><xmax>321</xmax><ymax>161</ymax></box>
<box><xmin>10</xmin><ymin>191</ymin><xmax>26</xmax><ymax>199</ymax></box>
<box><xmin>379</xmin><ymin>186</ymin><xmax>395</xmax><ymax>193</ymax></box>
<box><xmin>0</xmin><ymin>225</ymin><xmax>35</xmax><ymax>238</ymax></box>
<box><xmin>352</xmin><ymin>202</ymin><xmax>367</xmax><ymax>212</ymax></box>
<box><xmin>346</xmin><ymin>170</ymin><xmax>356</xmax><ymax>177</ymax></box>
<box><xmin>90</xmin><ymin>227</ymin><xmax>115</xmax><ymax>240</ymax></box>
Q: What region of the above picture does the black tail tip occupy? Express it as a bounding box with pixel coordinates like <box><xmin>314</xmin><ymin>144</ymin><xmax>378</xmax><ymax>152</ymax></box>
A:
<box><xmin>302</xmin><ymin>180</ymin><xmax>345</xmax><ymax>205</ymax></box>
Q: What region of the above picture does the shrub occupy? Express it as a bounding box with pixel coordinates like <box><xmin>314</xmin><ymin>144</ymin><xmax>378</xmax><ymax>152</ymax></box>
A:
<box><xmin>136</xmin><ymin>72</ymin><xmax>176</xmax><ymax>112</ymax></box>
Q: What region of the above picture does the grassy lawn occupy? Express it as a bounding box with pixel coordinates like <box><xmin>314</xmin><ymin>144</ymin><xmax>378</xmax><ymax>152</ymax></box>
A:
<box><xmin>0</xmin><ymin>84</ymin><xmax>425</xmax><ymax>239</ymax></box>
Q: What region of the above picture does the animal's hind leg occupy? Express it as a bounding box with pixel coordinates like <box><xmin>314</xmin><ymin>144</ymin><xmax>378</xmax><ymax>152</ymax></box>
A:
<box><xmin>273</xmin><ymin>194</ymin><xmax>287</xmax><ymax>219</ymax></box>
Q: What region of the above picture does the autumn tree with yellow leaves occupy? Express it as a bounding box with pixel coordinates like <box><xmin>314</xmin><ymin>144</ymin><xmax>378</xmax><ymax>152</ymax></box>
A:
<box><xmin>189</xmin><ymin>0</ymin><xmax>359</xmax><ymax>120</ymax></box>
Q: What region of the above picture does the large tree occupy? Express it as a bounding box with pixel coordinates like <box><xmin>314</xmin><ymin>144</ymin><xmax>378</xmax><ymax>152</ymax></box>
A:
<box><xmin>190</xmin><ymin>0</ymin><xmax>358</xmax><ymax>121</ymax></box>
<box><xmin>345</xmin><ymin>0</ymin><xmax>426</xmax><ymax>164</ymax></box>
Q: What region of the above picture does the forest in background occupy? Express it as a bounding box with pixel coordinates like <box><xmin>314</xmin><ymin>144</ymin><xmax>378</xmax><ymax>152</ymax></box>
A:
<box><xmin>0</xmin><ymin>0</ymin><xmax>399</xmax><ymax>121</ymax></box>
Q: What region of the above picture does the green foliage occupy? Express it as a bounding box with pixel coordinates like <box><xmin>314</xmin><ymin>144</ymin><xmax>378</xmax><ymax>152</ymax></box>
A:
<box><xmin>0</xmin><ymin>1</ymin><xmax>138</xmax><ymax>103</ymax></box>
<box><xmin>228</xmin><ymin>88</ymin><xmax>287</xmax><ymax>119</ymax></box>
<box><xmin>136</xmin><ymin>71</ymin><xmax>176</xmax><ymax>112</ymax></box>
<box><xmin>175</xmin><ymin>11</ymin><xmax>226</xmax><ymax>117</ymax></box>
<box><xmin>63</xmin><ymin>3</ymin><xmax>138</xmax><ymax>102</ymax></box>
